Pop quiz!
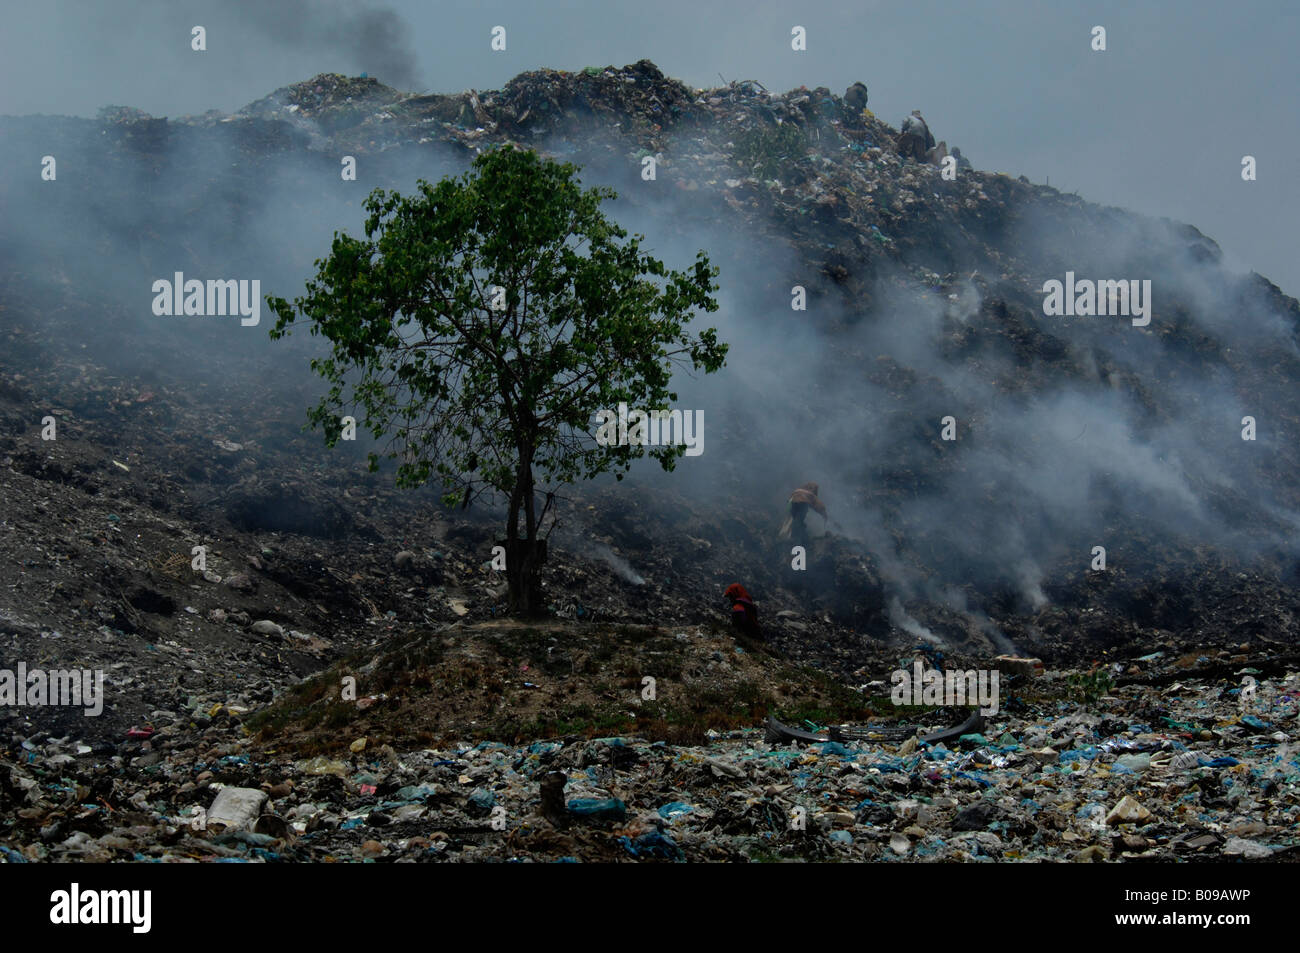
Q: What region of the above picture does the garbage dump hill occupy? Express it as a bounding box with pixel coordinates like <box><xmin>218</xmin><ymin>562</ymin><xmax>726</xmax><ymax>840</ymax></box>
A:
<box><xmin>3</xmin><ymin>58</ymin><xmax>1300</xmax><ymax>665</ymax></box>
<box><xmin>1</xmin><ymin>63</ymin><xmax>1299</xmax><ymax>863</ymax></box>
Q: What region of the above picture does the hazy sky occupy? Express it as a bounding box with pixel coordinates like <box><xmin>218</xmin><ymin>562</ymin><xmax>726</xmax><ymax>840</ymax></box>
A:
<box><xmin>3</xmin><ymin>0</ymin><xmax>1296</xmax><ymax>295</ymax></box>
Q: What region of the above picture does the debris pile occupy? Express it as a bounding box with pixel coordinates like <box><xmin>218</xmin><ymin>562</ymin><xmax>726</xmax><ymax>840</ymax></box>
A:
<box><xmin>3</xmin><ymin>653</ymin><xmax>1295</xmax><ymax>862</ymax></box>
<box><xmin>175</xmin><ymin>60</ymin><xmax>986</xmax><ymax>286</ymax></box>
<box><xmin>239</xmin><ymin>74</ymin><xmax>405</xmax><ymax>122</ymax></box>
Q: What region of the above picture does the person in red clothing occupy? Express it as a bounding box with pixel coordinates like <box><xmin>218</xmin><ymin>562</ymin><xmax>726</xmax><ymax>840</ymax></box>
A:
<box><xmin>724</xmin><ymin>583</ymin><xmax>762</xmax><ymax>641</ymax></box>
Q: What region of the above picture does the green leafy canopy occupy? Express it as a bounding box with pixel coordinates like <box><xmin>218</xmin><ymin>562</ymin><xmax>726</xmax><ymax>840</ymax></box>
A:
<box><xmin>268</xmin><ymin>145</ymin><xmax>727</xmax><ymax>510</ymax></box>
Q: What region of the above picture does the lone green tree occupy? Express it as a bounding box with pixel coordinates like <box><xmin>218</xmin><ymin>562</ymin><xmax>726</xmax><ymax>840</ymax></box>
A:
<box><xmin>269</xmin><ymin>145</ymin><xmax>726</xmax><ymax>615</ymax></box>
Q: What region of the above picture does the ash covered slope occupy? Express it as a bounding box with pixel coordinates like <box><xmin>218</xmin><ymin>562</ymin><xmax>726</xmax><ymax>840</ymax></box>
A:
<box><xmin>2</xmin><ymin>60</ymin><xmax>1299</xmax><ymax>691</ymax></box>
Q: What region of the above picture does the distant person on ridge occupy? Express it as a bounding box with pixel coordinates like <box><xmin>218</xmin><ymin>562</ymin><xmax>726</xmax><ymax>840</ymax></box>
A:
<box><xmin>898</xmin><ymin>110</ymin><xmax>935</xmax><ymax>162</ymax></box>
<box><xmin>844</xmin><ymin>81</ymin><xmax>869</xmax><ymax>114</ymax></box>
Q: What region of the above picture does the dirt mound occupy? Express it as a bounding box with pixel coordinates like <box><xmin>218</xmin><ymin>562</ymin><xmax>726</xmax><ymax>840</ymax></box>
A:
<box><xmin>246</xmin><ymin>618</ymin><xmax>884</xmax><ymax>754</ymax></box>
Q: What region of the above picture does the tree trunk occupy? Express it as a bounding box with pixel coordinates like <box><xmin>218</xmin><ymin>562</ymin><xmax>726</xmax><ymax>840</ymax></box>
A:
<box><xmin>504</xmin><ymin>538</ymin><xmax>546</xmax><ymax>615</ymax></box>
<box><xmin>505</xmin><ymin>444</ymin><xmax>546</xmax><ymax>616</ymax></box>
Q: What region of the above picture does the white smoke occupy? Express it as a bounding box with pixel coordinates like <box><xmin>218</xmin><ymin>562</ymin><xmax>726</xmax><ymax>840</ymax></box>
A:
<box><xmin>589</xmin><ymin>542</ymin><xmax>646</xmax><ymax>585</ymax></box>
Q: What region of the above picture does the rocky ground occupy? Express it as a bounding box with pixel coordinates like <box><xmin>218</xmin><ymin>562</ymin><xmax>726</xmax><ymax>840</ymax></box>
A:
<box><xmin>3</xmin><ymin>637</ymin><xmax>1297</xmax><ymax>863</ymax></box>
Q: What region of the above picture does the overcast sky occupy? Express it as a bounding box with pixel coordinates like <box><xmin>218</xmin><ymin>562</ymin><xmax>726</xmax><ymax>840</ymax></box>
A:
<box><xmin>3</xmin><ymin>0</ymin><xmax>1296</xmax><ymax>295</ymax></box>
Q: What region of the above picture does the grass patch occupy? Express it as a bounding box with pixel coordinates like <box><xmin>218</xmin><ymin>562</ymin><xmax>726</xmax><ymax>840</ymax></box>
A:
<box><xmin>1066</xmin><ymin>666</ymin><xmax>1115</xmax><ymax>704</ymax></box>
